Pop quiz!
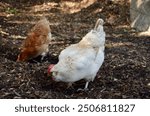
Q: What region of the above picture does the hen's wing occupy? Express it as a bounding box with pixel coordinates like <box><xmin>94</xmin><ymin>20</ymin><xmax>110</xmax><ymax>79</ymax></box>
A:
<box><xmin>58</xmin><ymin>45</ymin><xmax>97</xmax><ymax>73</ymax></box>
<box><xmin>58</xmin><ymin>44</ymin><xmax>78</xmax><ymax>60</ymax></box>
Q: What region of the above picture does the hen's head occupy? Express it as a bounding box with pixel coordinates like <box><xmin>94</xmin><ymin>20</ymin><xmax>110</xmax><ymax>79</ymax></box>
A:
<box><xmin>47</xmin><ymin>64</ymin><xmax>63</xmax><ymax>82</ymax></box>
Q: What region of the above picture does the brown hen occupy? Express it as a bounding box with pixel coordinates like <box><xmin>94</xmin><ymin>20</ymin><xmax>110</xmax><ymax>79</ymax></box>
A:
<box><xmin>17</xmin><ymin>17</ymin><xmax>52</xmax><ymax>62</ymax></box>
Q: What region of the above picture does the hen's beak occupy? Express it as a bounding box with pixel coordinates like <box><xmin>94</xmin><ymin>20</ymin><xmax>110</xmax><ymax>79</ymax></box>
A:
<box><xmin>47</xmin><ymin>71</ymin><xmax>56</xmax><ymax>81</ymax></box>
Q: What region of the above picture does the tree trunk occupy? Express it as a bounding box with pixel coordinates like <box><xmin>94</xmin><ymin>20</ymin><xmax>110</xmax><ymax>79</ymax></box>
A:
<box><xmin>130</xmin><ymin>0</ymin><xmax>150</xmax><ymax>32</ymax></box>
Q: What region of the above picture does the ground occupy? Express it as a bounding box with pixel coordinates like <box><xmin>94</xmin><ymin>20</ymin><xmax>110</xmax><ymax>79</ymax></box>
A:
<box><xmin>0</xmin><ymin>0</ymin><xmax>149</xmax><ymax>99</ymax></box>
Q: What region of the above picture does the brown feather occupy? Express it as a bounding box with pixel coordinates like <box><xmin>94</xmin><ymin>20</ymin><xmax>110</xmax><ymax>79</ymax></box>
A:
<box><xmin>17</xmin><ymin>17</ymin><xmax>51</xmax><ymax>62</ymax></box>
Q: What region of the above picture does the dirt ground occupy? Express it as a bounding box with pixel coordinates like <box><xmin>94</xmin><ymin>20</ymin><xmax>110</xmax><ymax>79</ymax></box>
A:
<box><xmin>0</xmin><ymin>0</ymin><xmax>150</xmax><ymax>99</ymax></box>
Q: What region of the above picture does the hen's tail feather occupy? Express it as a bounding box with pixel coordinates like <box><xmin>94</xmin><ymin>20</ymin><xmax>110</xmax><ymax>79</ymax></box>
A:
<box><xmin>94</xmin><ymin>18</ymin><xmax>104</xmax><ymax>31</ymax></box>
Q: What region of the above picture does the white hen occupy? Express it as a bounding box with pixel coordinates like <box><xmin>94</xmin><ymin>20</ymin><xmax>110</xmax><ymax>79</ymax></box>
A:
<box><xmin>48</xmin><ymin>18</ymin><xmax>105</xmax><ymax>90</ymax></box>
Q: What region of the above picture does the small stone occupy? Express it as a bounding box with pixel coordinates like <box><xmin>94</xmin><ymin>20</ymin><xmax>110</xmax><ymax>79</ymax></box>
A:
<box><xmin>147</xmin><ymin>83</ymin><xmax>150</xmax><ymax>86</ymax></box>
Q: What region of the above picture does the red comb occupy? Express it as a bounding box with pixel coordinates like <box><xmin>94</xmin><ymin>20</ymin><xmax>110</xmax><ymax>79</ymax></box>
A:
<box><xmin>48</xmin><ymin>64</ymin><xmax>54</xmax><ymax>73</ymax></box>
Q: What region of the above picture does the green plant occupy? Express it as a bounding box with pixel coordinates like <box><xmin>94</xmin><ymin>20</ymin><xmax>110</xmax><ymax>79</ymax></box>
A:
<box><xmin>6</xmin><ymin>7</ymin><xmax>18</xmax><ymax>14</ymax></box>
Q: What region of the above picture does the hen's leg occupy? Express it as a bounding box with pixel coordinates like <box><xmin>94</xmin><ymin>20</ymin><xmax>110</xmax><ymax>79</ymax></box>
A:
<box><xmin>41</xmin><ymin>48</ymin><xmax>49</xmax><ymax>61</ymax></box>
<box><xmin>84</xmin><ymin>81</ymin><xmax>89</xmax><ymax>90</ymax></box>
<box><xmin>77</xmin><ymin>81</ymin><xmax>89</xmax><ymax>91</ymax></box>
<box><xmin>41</xmin><ymin>52</ymin><xmax>46</xmax><ymax>61</ymax></box>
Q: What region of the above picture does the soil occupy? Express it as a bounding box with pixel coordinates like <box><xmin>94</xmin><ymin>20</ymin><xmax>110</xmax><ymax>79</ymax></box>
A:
<box><xmin>0</xmin><ymin>0</ymin><xmax>150</xmax><ymax>99</ymax></box>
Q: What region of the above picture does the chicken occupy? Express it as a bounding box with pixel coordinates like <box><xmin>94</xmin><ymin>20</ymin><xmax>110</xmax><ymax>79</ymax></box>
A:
<box><xmin>48</xmin><ymin>18</ymin><xmax>105</xmax><ymax>90</ymax></box>
<box><xmin>17</xmin><ymin>17</ymin><xmax>52</xmax><ymax>62</ymax></box>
